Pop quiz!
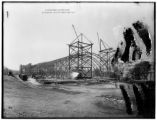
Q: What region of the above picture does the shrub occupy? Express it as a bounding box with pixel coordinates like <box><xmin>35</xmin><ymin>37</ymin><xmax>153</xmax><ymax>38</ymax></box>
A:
<box><xmin>93</xmin><ymin>68</ymin><xmax>101</xmax><ymax>77</ymax></box>
<box><xmin>129</xmin><ymin>61</ymin><xmax>151</xmax><ymax>80</ymax></box>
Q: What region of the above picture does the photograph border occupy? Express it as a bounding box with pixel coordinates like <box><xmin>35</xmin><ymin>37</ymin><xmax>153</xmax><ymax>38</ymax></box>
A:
<box><xmin>1</xmin><ymin>1</ymin><xmax>156</xmax><ymax>119</ymax></box>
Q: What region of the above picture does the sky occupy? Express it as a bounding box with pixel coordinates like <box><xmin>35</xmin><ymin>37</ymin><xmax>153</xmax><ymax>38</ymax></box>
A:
<box><xmin>3</xmin><ymin>2</ymin><xmax>154</xmax><ymax>70</ymax></box>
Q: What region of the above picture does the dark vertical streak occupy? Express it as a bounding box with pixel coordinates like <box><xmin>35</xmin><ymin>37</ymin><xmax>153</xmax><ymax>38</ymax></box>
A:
<box><xmin>121</xmin><ymin>28</ymin><xmax>134</xmax><ymax>62</ymax></box>
<box><xmin>120</xmin><ymin>85</ymin><xmax>132</xmax><ymax>114</ymax></box>
<box><xmin>132</xmin><ymin>85</ymin><xmax>144</xmax><ymax>115</ymax></box>
<box><xmin>154</xmin><ymin>3</ymin><xmax>156</xmax><ymax>84</ymax></box>
<box><xmin>133</xmin><ymin>21</ymin><xmax>152</xmax><ymax>55</ymax></box>
<box><xmin>6</xmin><ymin>11</ymin><xmax>9</xmax><ymax>18</ymax></box>
<box><xmin>115</xmin><ymin>48</ymin><xmax>120</xmax><ymax>59</ymax></box>
<box><xmin>111</xmin><ymin>48</ymin><xmax>120</xmax><ymax>65</ymax></box>
<box><xmin>2</xmin><ymin>2</ymin><xmax>4</xmax><ymax>118</ymax></box>
<box><xmin>91</xmin><ymin>44</ymin><xmax>92</xmax><ymax>78</ymax></box>
<box><xmin>132</xmin><ymin>49</ymin><xmax>136</xmax><ymax>61</ymax></box>
<box><xmin>140</xmin><ymin>83</ymin><xmax>155</xmax><ymax>118</ymax></box>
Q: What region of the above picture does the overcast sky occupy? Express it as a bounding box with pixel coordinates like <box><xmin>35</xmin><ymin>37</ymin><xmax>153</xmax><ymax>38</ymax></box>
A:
<box><xmin>4</xmin><ymin>2</ymin><xmax>154</xmax><ymax>70</ymax></box>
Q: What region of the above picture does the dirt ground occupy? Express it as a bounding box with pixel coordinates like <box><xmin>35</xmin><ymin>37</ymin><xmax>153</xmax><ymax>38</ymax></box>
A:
<box><xmin>3</xmin><ymin>75</ymin><xmax>139</xmax><ymax>118</ymax></box>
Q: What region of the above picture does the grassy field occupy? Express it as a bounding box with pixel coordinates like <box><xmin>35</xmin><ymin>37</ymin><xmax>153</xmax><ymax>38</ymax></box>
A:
<box><xmin>3</xmin><ymin>75</ymin><xmax>138</xmax><ymax>118</ymax></box>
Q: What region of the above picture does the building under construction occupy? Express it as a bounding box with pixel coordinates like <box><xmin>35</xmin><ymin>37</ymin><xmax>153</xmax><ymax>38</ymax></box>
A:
<box><xmin>20</xmin><ymin>25</ymin><xmax>115</xmax><ymax>79</ymax></box>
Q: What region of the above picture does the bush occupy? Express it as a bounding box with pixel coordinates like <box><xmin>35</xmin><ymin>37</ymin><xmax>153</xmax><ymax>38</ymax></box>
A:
<box><xmin>93</xmin><ymin>68</ymin><xmax>101</xmax><ymax>77</ymax></box>
<box><xmin>129</xmin><ymin>61</ymin><xmax>151</xmax><ymax>80</ymax></box>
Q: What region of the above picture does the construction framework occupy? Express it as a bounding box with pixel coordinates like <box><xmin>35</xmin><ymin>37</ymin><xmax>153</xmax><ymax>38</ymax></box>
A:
<box><xmin>69</xmin><ymin>33</ymin><xmax>93</xmax><ymax>78</ymax></box>
<box><xmin>97</xmin><ymin>33</ymin><xmax>115</xmax><ymax>73</ymax></box>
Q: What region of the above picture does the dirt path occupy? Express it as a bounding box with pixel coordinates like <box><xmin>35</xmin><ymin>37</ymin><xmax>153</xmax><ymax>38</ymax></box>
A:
<box><xmin>3</xmin><ymin>75</ymin><xmax>138</xmax><ymax>118</ymax></box>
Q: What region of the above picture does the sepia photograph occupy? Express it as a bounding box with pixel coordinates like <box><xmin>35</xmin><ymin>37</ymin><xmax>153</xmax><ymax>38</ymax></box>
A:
<box><xmin>2</xmin><ymin>1</ymin><xmax>155</xmax><ymax>118</ymax></box>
